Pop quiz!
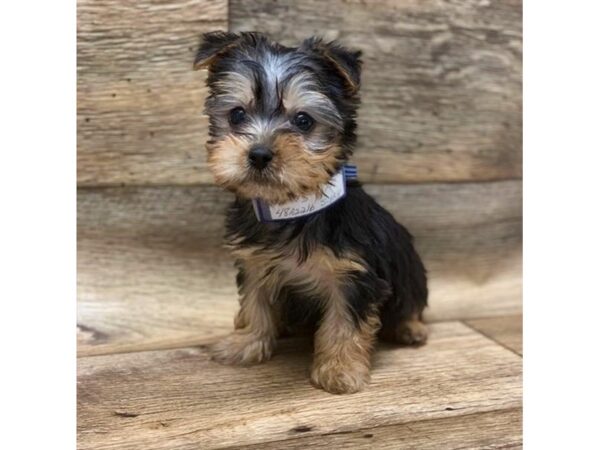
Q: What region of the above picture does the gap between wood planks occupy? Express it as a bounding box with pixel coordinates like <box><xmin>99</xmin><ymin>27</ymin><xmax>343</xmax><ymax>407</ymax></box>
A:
<box><xmin>76</xmin><ymin>176</ymin><xmax>523</xmax><ymax>190</ymax></box>
<box><xmin>77</xmin><ymin>315</ymin><xmax>520</xmax><ymax>359</ymax></box>
<box><xmin>462</xmin><ymin>317</ymin><xmax>523</xmax><ymax>357</ymax></box>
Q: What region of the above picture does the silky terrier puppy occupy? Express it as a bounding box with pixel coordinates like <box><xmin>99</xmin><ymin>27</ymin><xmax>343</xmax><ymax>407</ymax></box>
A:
<box><xmin>194</xmin><ymin>32</ymin><xmax>428</xmax><ymax>394</ymax></box>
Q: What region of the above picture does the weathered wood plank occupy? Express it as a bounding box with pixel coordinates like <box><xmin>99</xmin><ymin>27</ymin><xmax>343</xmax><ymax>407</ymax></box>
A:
<box><xmin>77</xmin><ymin>181</ymin><xmax>521</xmax><ymax>356</ymax></box>
<box><xmin>466</xmin><ymin>314</ymin><xmax>523</xmax><ymax>355</ymax></box>
<box><xmin>79</xmin><ymin>0</ymin><xmax>521</xmax><ymax>186</ymax></box>
<box><xmin>77</xmin><ymin>0</ymin><xmax>227</xmax><ymax>186</ymax></box>
<box><xmin>231</xmin><ymin>408</ymin><xmax>522</xmax><ymax>450</ymax></box>
<box><xmin>77</xmin><ymin>322</ymin><xmax>522</xmax><ymax>449</ymax></box>
<box><xmin>231</xmin><ymin>0</ymin><xmax>522</xmax><ymax>183</ymax></box>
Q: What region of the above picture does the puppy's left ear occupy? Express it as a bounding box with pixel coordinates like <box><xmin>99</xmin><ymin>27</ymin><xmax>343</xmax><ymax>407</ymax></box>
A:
<box><xmin>193</xmin><ymin>31</ymin><xmax>241</xmax><ymax>70</ymax></box>
<box><xmin>303</xmin><ymin>38</ymin><xmax>362</xmax><ymax>93</ymax></box>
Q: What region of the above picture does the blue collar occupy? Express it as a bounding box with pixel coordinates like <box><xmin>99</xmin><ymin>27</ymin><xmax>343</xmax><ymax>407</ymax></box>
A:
<box><xmin>252</xmin><ymin>164</ymin><xmax>358</xmax><ymax>222</ymax></box>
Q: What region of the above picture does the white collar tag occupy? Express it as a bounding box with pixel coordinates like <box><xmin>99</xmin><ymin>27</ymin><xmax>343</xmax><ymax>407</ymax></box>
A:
<box><xmin>252</xmin><ymin>165</ymin><xmax>357</xmax><ymax>222</ymax></box>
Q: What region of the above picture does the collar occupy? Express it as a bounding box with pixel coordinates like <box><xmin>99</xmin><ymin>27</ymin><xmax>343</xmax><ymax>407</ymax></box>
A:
<box><xmin>252</xmin><ymin>164</ymin><xmax>358</xmax><ymax>222</ymax></box>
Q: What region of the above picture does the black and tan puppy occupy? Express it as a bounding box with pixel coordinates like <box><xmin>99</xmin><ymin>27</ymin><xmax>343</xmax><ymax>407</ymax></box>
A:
<box><xmin>194</xmin><ymin>32</ymin><xmax>428</xmax><ymax>394</ymax></box>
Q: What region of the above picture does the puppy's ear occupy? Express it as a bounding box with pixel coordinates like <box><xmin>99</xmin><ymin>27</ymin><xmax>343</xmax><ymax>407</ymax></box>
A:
<box><xmin>302</xmin><ymin>37</ymin><xmax>362</xmax><ymax>93</ymax></box>
<box><xmin>193</xmin><ymin>31</ymin><xmax>241</xmax><ymax>70</ymax></box>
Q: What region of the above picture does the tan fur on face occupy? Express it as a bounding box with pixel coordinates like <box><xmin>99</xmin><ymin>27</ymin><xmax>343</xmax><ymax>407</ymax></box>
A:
<box><xmin>207</xmin><ymin>132</ymin><xmax>343</xmax><ymax>204</ymax></box>
<box><xmin>269</xmin><ymin>133</ymin><xmax>342</xmax><ymax>201</ymax></box>
<box><xmin>206</xmin><ymin>134</ymin><xmax>251</xmax><ymax>190</ymax></box>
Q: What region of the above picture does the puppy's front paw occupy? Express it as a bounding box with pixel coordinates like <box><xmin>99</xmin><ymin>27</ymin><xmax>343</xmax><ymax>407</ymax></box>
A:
<box><xmin>310</xmin><ymin>359</ymin><xmax>370</xmax><ymax>394</ymax></box>
<box><xmin>210</xmin><ymin>332</ymin><xmax>274</xmax><ymax>366</ymax></box>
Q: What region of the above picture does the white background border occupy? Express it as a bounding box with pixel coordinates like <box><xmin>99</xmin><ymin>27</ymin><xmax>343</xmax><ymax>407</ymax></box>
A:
<box><xmin>524</xmin><ymin>0</ymin><xmax>600</xmax><ymax>447</ymax></box>
<box><xmin>0</xmin><ymin>1</ymin><xmax>76</xmax><ymax>448</ymax></box>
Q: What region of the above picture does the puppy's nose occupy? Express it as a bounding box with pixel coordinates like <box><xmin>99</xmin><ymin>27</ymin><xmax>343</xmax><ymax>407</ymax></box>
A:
<box><xmin>248</xmin><ymin>146</ymin><xmax>273</xmax><ymax>170</ymax></box>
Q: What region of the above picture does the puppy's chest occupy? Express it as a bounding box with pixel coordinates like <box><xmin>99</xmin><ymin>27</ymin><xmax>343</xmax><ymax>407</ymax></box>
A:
<box><xmin>229</xmin><ymin>240</ymin><xmax>363</xmax><ymax>292</ymax></box>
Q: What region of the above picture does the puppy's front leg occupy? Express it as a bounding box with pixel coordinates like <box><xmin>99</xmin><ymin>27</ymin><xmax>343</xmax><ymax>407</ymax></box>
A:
<box><xmin>210</xmin><ymin>268</ymin><xmax>278</xmax><ymax>365</ymax></box>
<box><xmin>311</xmin><ymin>274</ymin><xmax>383</xmax><ymax>394</ymax></box>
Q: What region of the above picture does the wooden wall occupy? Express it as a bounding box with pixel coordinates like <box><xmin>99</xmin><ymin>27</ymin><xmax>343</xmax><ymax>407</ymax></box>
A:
<box><xmin>77</xmin><ymin>0</ymin><xmax>522</xmax><ymax>356</ymax></box>
<box><xmin>78</xmin><ymin>0</ymin><xmax>521</xmax><ymax>186</ymax></box>
<box><xmin>77</xmin><ymin>0</ymin><xmax>227</xmax><ymax>186</ymax></box>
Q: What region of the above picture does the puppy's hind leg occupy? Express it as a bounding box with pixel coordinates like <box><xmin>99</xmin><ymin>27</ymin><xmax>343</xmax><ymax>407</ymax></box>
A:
<box><xmin>379</xmin><ymin>308</ymin><xmax>428</xmax><ymax>346</ymax></box>
<box><xmin>378</xmin><ymin>243</ymin><xmax>429</xmax><ymax>346</ymax></box>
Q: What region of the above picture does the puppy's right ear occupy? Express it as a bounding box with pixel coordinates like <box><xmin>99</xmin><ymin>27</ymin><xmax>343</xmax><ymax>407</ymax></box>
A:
<box><xmin>193</xmin><ymin>31</ymin><xmax>241</xmax><ymax>70</ymax></box>
<box><xmin>301</xmin><ymin>37</ymin><xmax>362</xmax><ymax>94</ymax></box>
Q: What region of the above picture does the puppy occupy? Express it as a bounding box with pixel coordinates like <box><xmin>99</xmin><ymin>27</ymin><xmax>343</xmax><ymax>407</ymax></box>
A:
<box><xmin>194</xmin><ymin>32</ymin><xmax>428</xmax><ymax>394</ymax></box>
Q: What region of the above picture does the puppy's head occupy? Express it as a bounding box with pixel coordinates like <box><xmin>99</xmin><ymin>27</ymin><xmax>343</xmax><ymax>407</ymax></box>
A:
<box><xmin>195</xmin><ymin>32</ymin><xmax>362</xmax><ymax>204</ymax></box>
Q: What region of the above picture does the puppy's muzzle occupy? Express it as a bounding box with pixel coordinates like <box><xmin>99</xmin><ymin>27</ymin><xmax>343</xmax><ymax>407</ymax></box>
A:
<box><xmin>248</xmin><ymin>146</ymin><xmax>273</xmax><ymax>170</ymax></box>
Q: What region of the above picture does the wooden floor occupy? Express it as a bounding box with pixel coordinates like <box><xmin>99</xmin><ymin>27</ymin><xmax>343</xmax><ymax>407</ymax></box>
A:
<box><xmin>77</xmin><ymin>186</ymin><xmax>522</xmax><ymax>449</ymax></box>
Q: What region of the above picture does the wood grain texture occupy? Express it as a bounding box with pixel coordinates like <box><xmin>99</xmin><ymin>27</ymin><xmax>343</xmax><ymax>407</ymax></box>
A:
<box><xmin>232</xmin><ymin>408</ymin><xmax>522</xmax><ymax>450</ymax></box>
<box><xmin>466</xmin><ymin>314</ymin><xmax>522</xmax><ymax>355</ymax></box>
<box><xmin>231</xmin><ymin>0</ymin><xmax>522</xmax><ymax>183</ymax></box>
<box><xmin>77</xmin><ymin>180</ymin><xmax>522</xmax><ymax>356</ymax></box>
<box><xmin>77</xmin><ymin>322</ymin><xmax>522</xmax><ymax>449</ymax></box>
<box><xmin>78</xmin><ymin>0</ymin><xmax>521</xmax><ymax>185</ymax></box>
<box><xmin>77</xmin><ymin>0</ymin><xmax>227</xmax><ymax>186</ymax></box>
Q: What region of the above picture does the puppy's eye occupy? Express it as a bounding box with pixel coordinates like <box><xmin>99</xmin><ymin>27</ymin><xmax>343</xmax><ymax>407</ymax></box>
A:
<box><xmin>293</xmin><ymin>112</ymin><xmax>314</xmax><ymax>132</ymax></box>
<box><xmin>229</xmin><ymin>107</ymin><xmax>246</xmax><ymax>125</ymax></box>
